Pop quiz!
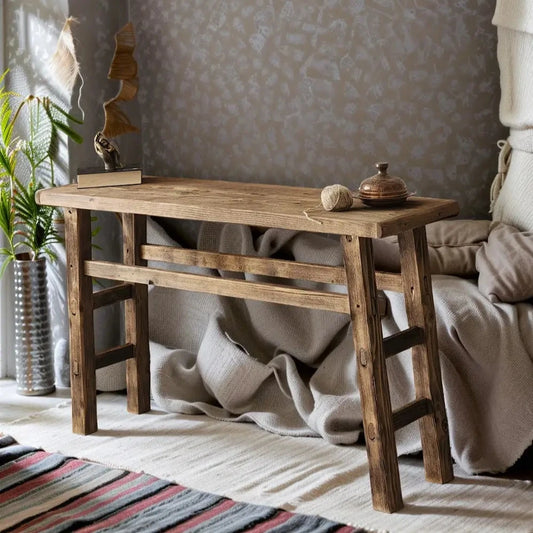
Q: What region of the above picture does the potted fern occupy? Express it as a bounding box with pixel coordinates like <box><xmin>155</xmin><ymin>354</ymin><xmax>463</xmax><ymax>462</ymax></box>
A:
<box><xmin>0</xmin><ymin>71</ymin><xmax>82</xmax><ymax>395</ymax></box>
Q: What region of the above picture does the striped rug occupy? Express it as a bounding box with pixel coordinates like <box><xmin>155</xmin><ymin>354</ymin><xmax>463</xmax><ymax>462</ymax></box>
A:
<box><xmin>0</xmin><ymin>436</ymin><xmax>366</xmax><ymax>532</ymax></box>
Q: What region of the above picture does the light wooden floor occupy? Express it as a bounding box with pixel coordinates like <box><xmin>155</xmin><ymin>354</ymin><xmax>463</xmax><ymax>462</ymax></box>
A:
<box><xmin>0</xmin><ymin>379</ymin><xmax>70</xmax><ymax>425</ymax></box>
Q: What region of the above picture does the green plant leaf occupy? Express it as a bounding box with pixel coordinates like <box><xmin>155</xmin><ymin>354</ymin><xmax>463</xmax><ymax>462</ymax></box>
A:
<box><xmin>0</xmin><ymin>100</ymin><xmax>13</xmax><ymax>145</ymax></box>
<box><xmin>34</xmin><ymin>157</ymin><xmax>54</xmax><ymax>187</ymax></box>
<box><xmin>13</xmin><ymin>180</ymin><xmax>62</xmax><ymax>257</ymax></box>
<box><xmin>0</xmin><ymin>70</ymin><xmax>82</xmax><ymax>270</ymax></box>
<box><xmin>0</xmin><ymin>148</ymin><xmax>15</xmax><ymax>177</ymax></box>
<box><xmin>13</xmin><ymin>178</ymin><xmax>37</xmax><ymax>222</ymax></box>
<box><xmin>0</xmin><ymin>246</ymin><xmax>14</xmax><ymax>256</ymax></box>
<box><xmin>0</xmin><ymin>81</ymin><xmax>17</xmax><ymax>147</ymax></box>
<box><xmin>47</xmin><ymin>102</ymin><xmax>83</xmax><ymax>144</ymax></box>
<box><xmin>24</xmin><ymin>98</ymin><xmax>54</xmax><ymax>169</ymax></box>
<box><xmin>0</xmin><ymin>186</ymin><xmax>15</xmax><ymax>242</ymax></box>
<box><xmin>52</xmin><ymin>119</ymin><xmax>83</xmax><ymax>144</ymax></box>
<box><xmin>49</xmin><ymin>101</ymin><xmax>83</xmax><ymax>124</ymax></box>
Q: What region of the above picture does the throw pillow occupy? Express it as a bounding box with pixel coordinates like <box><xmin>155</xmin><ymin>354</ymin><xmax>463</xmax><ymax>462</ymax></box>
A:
<box><xmin>476</xmin><ymin>222</ymin><xmax>533</xmax><ymax>303</ymax></box>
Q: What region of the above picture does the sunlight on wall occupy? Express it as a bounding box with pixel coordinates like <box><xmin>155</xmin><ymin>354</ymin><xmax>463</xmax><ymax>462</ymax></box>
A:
<box><xmin>2</xmin><ymin>0</ymin><xmax>69</xmax><ymax>379</ymax></box>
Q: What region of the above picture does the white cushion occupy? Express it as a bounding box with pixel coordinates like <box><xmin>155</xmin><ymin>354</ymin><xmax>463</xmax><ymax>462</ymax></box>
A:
<box><xmin>496</xmin><ymin>27</ymin><xmax>533</xmax><ymax>129</ymax></box>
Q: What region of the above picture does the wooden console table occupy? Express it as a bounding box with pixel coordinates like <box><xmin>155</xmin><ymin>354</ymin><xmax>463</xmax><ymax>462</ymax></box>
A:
<box><xmin>37</xmin><ymin>176</ymin><xmax>458</xmax><ymax>513</ymax></box>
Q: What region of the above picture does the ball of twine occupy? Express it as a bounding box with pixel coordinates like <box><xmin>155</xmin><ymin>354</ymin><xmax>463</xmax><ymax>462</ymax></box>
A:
<box><xmin>321</xmin><ymin>184</ymin><xmax>353</xmax><ymax>211</ymax></box>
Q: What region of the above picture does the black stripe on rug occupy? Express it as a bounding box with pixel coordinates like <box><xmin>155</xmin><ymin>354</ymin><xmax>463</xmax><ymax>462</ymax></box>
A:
<box><xmin>0</xmin><ymin>436</ymin><xmax>371</xmax><ymax>532</ymax></box>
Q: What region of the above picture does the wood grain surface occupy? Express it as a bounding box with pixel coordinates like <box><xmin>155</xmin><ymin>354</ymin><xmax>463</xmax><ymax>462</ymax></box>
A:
<box><xmin>37</xmin><ymin>177</ymin><xmax>459</xmax><ymax>238</ymax></box>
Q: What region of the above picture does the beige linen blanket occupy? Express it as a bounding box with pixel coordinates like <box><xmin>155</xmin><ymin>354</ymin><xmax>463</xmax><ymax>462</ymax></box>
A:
<box><xmin>147</xmin><ymin>219</ymin><xmax>533</xmax><ymax>475</ymax></box>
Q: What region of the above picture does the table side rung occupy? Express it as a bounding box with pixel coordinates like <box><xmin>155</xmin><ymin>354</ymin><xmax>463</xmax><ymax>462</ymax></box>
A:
<box><xmin>95</xmin><ymin>343</ymin><xmax>135</xmax><ymax>369</ymax></box>
<box><xmin>375</xmin><ymin>271</ymin><xmax>403</xmax><ymax>292</ymax></box>
<box><xmin>92</xmin><ymin>283</ymin><xmax>134</xmax><ymax>309</ymax></box>
<box><xmin>383</xmin><ymin>326</ymin><xmax>424</xmax><ymax>358</ymax></box>
<box><xmin>141</xmin><ymin>244</ymin><xmax>403</xmax><ymax>292</ymax></box>
<box><xmin>392</xmin><ymin>398</ymin><xmax>433</xmax><ymax>431</ymax></box>
<box><xmin>140</xmin><ymin>244</ymin><xmax>347</xmax><ymax>285</ymax></box>
<box><xmin>85</xmin><ymin>260</ymin><xmax>351</xmax><ymax>314</ymax></box>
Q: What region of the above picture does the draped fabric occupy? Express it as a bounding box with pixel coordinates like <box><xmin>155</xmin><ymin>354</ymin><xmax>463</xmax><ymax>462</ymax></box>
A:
<box><xmin>491</xmin><ymin>0</ymin><xmax>533</xmax><ymax>230</ymax></box>
<box><xmin>147</xmin><ymin>219</ymin><xmax>533</xmax><ymax>475</ymax></box>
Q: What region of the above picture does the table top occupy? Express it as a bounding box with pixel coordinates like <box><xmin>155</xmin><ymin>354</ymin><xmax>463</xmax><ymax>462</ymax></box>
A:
<box><xmin>37</xmin><ymin>176</ymin><xmax>459</xmax><ymax>238</ymax></box>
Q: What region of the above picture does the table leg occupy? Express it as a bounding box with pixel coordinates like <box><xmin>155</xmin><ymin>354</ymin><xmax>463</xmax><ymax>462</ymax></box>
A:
<box><xmin>398</xmin><ymin>227</ymin><xmax>454</xmax><ymax>484</ymax></box>
<box><xmin>122</xmin><ymin>213</ymin><xmax>150</xmax><ymax>414</ymax></box>
<box><xmin>65</xmin><ymin>208</ymin><xmax>97</xmax><ymax>435</ymax></box>
<box><xmin>342</xmin><ymin>235</ymin><xmax>403</xmax><ymax>513</ymax></box>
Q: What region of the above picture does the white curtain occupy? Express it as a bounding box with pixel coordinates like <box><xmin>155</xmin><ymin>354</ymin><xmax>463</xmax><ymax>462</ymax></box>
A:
<box><xmin>491</xmin><ymin>0</ymin><xmax>533</xmax><ymax>231</ymax></box>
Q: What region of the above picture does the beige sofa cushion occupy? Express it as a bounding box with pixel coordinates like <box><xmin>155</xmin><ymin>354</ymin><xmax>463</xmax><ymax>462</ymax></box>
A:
<box><xmin>374</xmin><ymin>219</ymin><xmax>490</xmax><ymax>277</ymax></box>
<box><xmin>476</xmin><ymin>222</ymin><xmax>533</xmax><ymax>303</ymax></box>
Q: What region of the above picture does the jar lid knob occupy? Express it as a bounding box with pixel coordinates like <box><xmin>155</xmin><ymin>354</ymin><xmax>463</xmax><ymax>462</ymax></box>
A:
<box><xmin>376</xmin><ymin>162</ymin><xmax>389</xmax><ymax>175</ymax></box>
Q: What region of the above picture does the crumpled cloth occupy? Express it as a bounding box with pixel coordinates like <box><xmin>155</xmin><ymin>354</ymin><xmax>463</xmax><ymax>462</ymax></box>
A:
<box><xmin>147</xmin><ymin>219</ymin><xmax>533</xmax><ymax>474</ymax></box>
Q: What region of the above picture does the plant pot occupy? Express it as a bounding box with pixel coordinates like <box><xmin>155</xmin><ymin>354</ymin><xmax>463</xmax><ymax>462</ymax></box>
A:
<box><xmin>13</xmin><ymin>254</ymin><xmax>55</xmax><ymax>395</ymax></box>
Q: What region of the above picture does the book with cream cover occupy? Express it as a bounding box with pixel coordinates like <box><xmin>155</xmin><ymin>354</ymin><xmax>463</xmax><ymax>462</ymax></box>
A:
<box><xmin>77</xmin><ymin>166</ymin><xmax>142</xmax><ymax>188</ymax></box>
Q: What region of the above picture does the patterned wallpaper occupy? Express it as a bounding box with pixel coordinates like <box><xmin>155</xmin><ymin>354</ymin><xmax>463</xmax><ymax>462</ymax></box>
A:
<box><xmin>131</xmin><ymin>0</ymin><xmax>505</xmax><ymax>219</ymax></box>
<box><xmin>67</xmin><ymin>0</ymin><xmax>133</xmax><ymax>385</ymax></box>
<box><xmin>68</xmin><ymin>0</ymin><xmax>139</xmax><ymax>171</ymax></box>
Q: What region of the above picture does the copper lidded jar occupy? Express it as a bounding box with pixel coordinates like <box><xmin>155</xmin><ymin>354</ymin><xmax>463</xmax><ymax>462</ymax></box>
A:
<box><xmin>358</xmin><ymin>162</ymin><xmax>409</xmax><ymax>206</ymax></box>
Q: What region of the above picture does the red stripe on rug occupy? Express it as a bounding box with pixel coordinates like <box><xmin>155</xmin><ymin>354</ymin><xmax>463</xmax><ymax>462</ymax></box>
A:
<box><xmin>246</xmin><ymin>509</ymin><xmax>294</xmax><ymax>531</ymax></box>
<box><xmin>0</xmin><ymin>450</ymin><xmax>50</xmax><ymax>477</ymax></box>
<box><xmin>77</xmin><ymin>484</ymin><xmax>186</xmax><ymax>533</ymax></box>
<box><xmin>11</xmin><ymin>471</ymin><xmax>154</xmax><ymax>532</ymax></box>
<box><xmin>167</xmin><ymin>499</ymin><xmax>236</xmax><ymax>532</ymax></box>
<box><xmin>0</xmin><ymin>458</ymin><xmax>83</xmax><ymax>502</ymax></box>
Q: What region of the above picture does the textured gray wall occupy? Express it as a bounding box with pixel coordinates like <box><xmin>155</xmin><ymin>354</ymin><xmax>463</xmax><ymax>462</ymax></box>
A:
<box><xmin>68</xmin><ymin>0</ymin><xmax>139</xmax><ymax>171</ymax></box>
<box><xmin>68</xmin><ymin>0</ymin><xmax>134</xmax><ymax>388</ymax></box>
<box><xmin>131</xmin><ymin>0</ymin><xmax>505</xmax><ymax>219</ymax></box>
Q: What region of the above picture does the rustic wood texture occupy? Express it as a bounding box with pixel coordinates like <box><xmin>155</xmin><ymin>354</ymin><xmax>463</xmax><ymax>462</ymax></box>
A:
<box><xmin>36</xmin><ymin>177</ymin><xmax>459</xmax><ymax>238</ymax></box>
<box><xmin>122</xmin><ymin>214</ymin><xmax>151</xmax><ymax>414</ymax></box>
<box><xmin>92</xmin><ymin>283</ymin><xmax>133</xmax><ymax>309</ymax></box>
<box><xmin>40</xmin><ymin>180</ymin><xmax>457</xmax><ymax>513</ymax></box>
<box><xmin>375</xmin><ymin>271</ymin><xmax>403</xmax><ymax>292</ymax></box>
<box><xmin>382</xmin><ymin>326</ymin><xmax>424</xmax><ymax>358</ymax></box>
<box><xmin>342</xmin><ymin>235</ymin><xmax>403</xmax><ymax>513</ymax></box>
<box><xmin>95</xmin><ymin>343</ymin><xmax>134</xmax><ymax>369</ymax></box>
<box><xmin>85</xmin><ymin>260</ymin><xmax>351</xmax><ymax>314</ymax></box>
<box><xmin>398</xmin><ymin>227</ymin><xmax>454</xmax><ymax>484</ymax></box>
<box><xmin>141</xmin><ymin>244</ymin><xmax>402</xmax><ymax>292</ymax></box>
<box><xmin>64</xmin><ymin>208</ymin><xmax>97</xmax><ymax>435</ymax></box>
<box><xmin>392</xmin><ymin>398</ymin><xmax>432</xmax><ymax>431</ymax></box>
<box><xmin>141</xmin><ymin>244</ymin><xmax>347</xmax><ymax>285</ymax></box>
